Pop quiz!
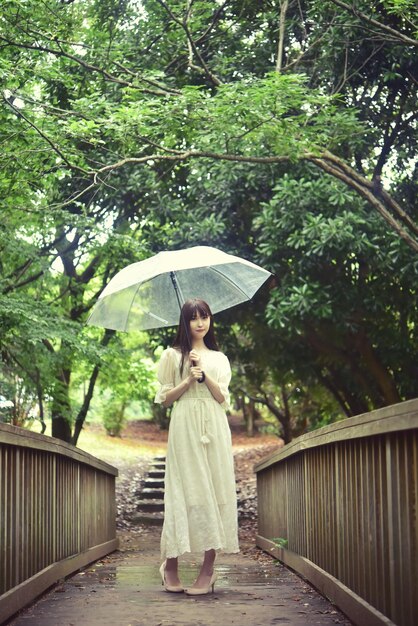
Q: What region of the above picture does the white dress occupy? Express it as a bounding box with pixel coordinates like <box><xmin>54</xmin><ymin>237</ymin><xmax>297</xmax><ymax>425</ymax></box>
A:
<box><xmin>154</xmin><ymin>347</ymin><xmax>239</xmax><ymax>559</ymax></box>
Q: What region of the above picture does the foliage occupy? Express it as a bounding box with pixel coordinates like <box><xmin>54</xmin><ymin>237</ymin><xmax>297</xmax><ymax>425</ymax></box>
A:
<box><xmin>102</xmin><ymin>398</ymin><xmax>127</xmax><ymax>437</ymax></box>
<box><xmin>255</xmin><ymin>165</ymin><xmax>417</xmax><ymax>413</ymax></box>
<box><xmin>0</xmin><ymin>0</ymin><xmax>417</xmax><ymax>443</ymax></box>
<box><xmin>94</xmin><ymin>332</ymin><xmax>158</xmax><ymax>419</ymax></box>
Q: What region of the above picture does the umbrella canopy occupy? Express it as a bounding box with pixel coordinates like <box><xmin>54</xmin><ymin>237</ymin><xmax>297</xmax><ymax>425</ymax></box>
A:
<box><xmin>87</xmin><ymin>246</ymin><xmax>271</xmax><ymax>331</ymax></box>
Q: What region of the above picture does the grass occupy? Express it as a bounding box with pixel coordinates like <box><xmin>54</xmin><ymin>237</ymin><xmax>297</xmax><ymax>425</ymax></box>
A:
<box><xmin>27</xmin><ymin>418</ymin><xmax>167</xmax><ymax>467</ymax></box>
<box><xmin>76</xmin><ymin>426</ymin><xmax>167</xmax><ymax>466</ymax></box>
<box><xmin>77</xmin><ymin>427</ymin><xmax>166</xmax><ymax>466</ymax></box>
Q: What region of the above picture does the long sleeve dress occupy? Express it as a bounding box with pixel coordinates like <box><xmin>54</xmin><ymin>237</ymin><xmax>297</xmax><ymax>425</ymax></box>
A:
<box><xmin>154</xmin><ymin>347</ymin><xmax>239</xmax><ymax>559</ymax></box>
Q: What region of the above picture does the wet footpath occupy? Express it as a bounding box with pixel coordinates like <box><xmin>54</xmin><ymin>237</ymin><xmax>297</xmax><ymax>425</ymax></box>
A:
<box><xmin>8</xmin><ymin>526</ymin><xmax>352</xmax><ymax>626</ymax></box>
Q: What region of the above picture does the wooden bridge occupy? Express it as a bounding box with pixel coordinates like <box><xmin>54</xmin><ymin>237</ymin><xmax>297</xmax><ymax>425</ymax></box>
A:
<box><xmin>1</xmin><ymin>399</ymin><xmax>417</xmax><ymax>625</ymax></box>
<box><xmin>0</xmin><ymin>424</ymin><xmax>118</xmax><ymax>623</ymax></box>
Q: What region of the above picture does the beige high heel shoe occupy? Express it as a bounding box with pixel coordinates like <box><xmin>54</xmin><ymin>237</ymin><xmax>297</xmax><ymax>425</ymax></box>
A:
<box><xmin>185</xmin><ymin>572</ymin><xmax>217</xmax><ymax>596</ymax></box>
<box><xmin>159</xmin><ymin>561</ymin><xmax>184</xmax><ymax>593</ymax></box>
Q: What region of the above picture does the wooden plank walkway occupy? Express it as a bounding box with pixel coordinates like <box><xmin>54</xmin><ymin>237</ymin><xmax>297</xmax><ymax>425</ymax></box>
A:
<box><xmin>7</xmin><ymin>525</ymin><xmax>353</xmax><ymax>626</ymax></box>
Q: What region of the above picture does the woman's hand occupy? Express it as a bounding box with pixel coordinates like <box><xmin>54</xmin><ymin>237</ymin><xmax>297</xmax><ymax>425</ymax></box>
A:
<box><xmin>189</xmin><ymin>365</ymin><xmax>204</xmax><ymax>382</ymax></box>
<box><xmin>188</xmin><ymin>349</ymin><xmax>201</xmax><ymax>366</ymax></box>
<box><xmin>188</xmin><ymin>350</ymin><xmax>203</xmax><ymax>382</ymax></box>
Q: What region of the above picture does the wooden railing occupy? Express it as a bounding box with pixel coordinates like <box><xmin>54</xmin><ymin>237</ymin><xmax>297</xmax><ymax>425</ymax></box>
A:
<box><xmin>0</xmin><ymin>423</ymin><xmax>118</xmax><ymax>624</ymax></box>
<box><xmin>255</xmin><ymin>398</ymin><xmax>418</xmax><ymax>626</ymax></box>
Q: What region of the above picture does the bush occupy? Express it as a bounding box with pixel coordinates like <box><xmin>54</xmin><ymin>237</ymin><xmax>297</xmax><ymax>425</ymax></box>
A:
<box><xmin>102</xmin><ymin>400</ymin><xmax>126</xmax><ymax>437</ymax></box>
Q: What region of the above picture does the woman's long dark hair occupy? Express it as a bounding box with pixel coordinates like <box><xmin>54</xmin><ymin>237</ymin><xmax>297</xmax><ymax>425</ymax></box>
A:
<box><xmin>172</xmin><ymin>299</ymin><xmax>219</xmax><ymax>374</ymax></box>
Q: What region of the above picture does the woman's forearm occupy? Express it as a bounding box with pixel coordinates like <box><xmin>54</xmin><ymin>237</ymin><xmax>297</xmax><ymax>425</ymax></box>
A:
<box><xmin>163</xmin><ymin>376</ymin><xmax>192</xmax><ymax>407</ymax></box>
<box><xmin>203</xmin><ymin>372</ymin><xmax>225</xmax><ymax>404</ymax></box>
<box><xmin>162</xmin><ymin>370</ymin><xmax>225</xmax><ymax>407</ymax></box>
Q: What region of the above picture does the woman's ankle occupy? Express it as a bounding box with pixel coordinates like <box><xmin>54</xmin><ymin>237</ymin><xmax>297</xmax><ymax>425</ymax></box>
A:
<box><xmin>198</xmin><ymin>568</ymin><xmax>213</xmax><ymax>579</ymax></box>
<box><xmin>165</xmin><ymin>557</ymin><xmax>178</xmax><ymax>573</ymax></box>
<box><xmin>201</xmin><ymin>550</ymin><xmax>215</xmax><ymax>573</ymax></box>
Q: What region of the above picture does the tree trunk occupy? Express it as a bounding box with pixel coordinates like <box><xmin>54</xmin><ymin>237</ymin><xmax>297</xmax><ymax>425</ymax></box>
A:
<box><xmin>263</xmin><ymin>393</ymin><xmax>292</xmax><ymax>444</ymax></box>
<box><xmin>152</xmin><ymin>403</ymin><xmax>169</xmax><ymax>430</ymax></box>
<box><xmin>51</xmin><ymin>414</ymin><xmax>72</xmax><ymax>442</ymax></box>
<box><xmin>322</xmin><ymin>366</ymin><xmax>371</xmax><ymax>416</ymax></box>
<box><xmin>305</xmin><ymin>325</ymin><xmax>389</xmax><ymax>411</ymax></box>
<box><xmin>279</xmin><ymin>387</ymin><xmax>292</xmax><ymax>444</ymax></box>
<box><xmin>246</xmin><ymin>399</ymin><xmax>255</xmax><ymax>437</ymax></box>
<box><xmin>353</xmin><ymin>330</ymin><xmax>401</xmax><ymax>406</ymax></box>
<box><xmin>276</xmin><ymin>0</ymin><xmax>289</xmax><ymax>73</ymax></box>
<box><xmin>35</xmin><ymin>371</ymin><xmax>46</xmax><ymax>434</ymax></box>
<box><xmin>72</xmin><ymin>364</ymin><xmax>100</xmax><ymax>446</ymax></box>
<box><xmin>72</xmin><ymin>329</ymin><xmax>114</xmax><ymax>446</ymax></box>
<box><xmin>51</xmin><ymin>369</ymin><xmax>72</xmax><ymax>443</ymax></box>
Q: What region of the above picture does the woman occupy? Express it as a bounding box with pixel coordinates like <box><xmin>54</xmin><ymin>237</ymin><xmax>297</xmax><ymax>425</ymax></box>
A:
<box><xmin>154</xmin><ymin>298</ymin><xmax>239</xmax><ymax>595</ymax></box>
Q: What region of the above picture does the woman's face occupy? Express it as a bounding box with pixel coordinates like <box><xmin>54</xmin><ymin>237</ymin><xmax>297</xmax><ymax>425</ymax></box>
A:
<box><xmin>189</xmin><ymin>311</ymin><xmax>210</xmax><ymax>341</ymax></box>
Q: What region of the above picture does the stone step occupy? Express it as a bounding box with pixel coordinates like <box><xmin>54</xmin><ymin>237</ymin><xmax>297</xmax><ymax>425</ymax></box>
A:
<box><xmin>151</xmin><ymin>463</ymin><xmax>166</xmax><ymax>470</ymax></box>
<box><xmin>130</xmin><ymin>511</ymin><xmax>164</xmax><ymax>526</ymax></box>
<box><xmin>148</xmin><ymin>470</ymin><xmax>165</xmax><ymax>478</ymax></box>
<box><xmin>143</xmin><ymin>478</ymin><xmax>165</xmax><ymax>489</ymax></box>
<box><xmin>141</xmin><ymin>488</ymin><xmax>165</xmax><ymax>499</ymax></box>
<box><xmin>131</xmin><ymin>456</ymin><xmax>166</xmax><ymax>525</ymax></box>
<box><xmin>137</xmin><ymin>499</ymin><xmax>165</xmax><ymax>512</ymax></box>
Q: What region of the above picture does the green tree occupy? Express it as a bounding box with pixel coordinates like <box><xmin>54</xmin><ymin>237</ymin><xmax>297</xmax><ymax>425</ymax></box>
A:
<box><xmin>1</xmin><ymin>0</ymin><xmax>416</xmax><ymax>249</ymax></box>
<box><xmin>94</xmin><ymin>334</ymin><xmax>158</xmax><ymax>437</ymax></box>
<box><xmin>1</xmin><ymin>0</ymin><xmax>417</xmax><ymax>443</ymax></box>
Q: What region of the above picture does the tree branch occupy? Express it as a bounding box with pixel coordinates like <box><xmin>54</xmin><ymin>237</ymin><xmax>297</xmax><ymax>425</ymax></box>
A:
<box><xmin>0</xmin><ymin>32</ymin><xmax>180</xmax><ymax>96</ymax></box>
<box><xmin>312</xmin><ymin>155</ymin><xmax>418</xmax><ymax>251</ymax></box>
<box><xmin>282</xmin><ymin>26</ymin><xmax>334</xmax><ymax>71</ymax></box>
<box><xmin>276</xmin><ymin>0</ymin><xmax>289</xmax><ymax>73</ymax></box>
<box><xmin>156</xmin><ymin>0</ymin><xmax>223</xmax><ymax>86</ymax></box>
<box><xmin>373</xmin><ymin>105</ymin><xmax>418</xmax><ymax>179</ymax></box>
<box><xmin>327</xmin><ymin>0</ymin><xmax>418</xmax><ymax>47</ymax></box>
<box><xmin>92</xmin><ymin>149</ymin><xmax>295</xmax><ymax>182</ymax></box>
<box><xmin>320</xmin><ymin>150</ymin><xmax>418</xmax><ymax>238</ymax></box>
<box><xmin>87</xmin><ymin>144</ymin><xmax>418</xmax><ymax>252</ymax></box>
<box><xmin>3</xmin><ymin>93</ymin><xmax>88</xmax><ymax>174</ymax></box>
<box><xmin>332</xmin><ymin>42</ymin><xmax>386</xmax><ymax>94</ymax></box>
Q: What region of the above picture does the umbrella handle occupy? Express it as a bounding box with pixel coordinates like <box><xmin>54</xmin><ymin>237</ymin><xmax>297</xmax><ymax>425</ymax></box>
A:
<box><xmin>191</xmin><ymin>359</ymin><xmax>205</xmax><ymax>384</ymax></box>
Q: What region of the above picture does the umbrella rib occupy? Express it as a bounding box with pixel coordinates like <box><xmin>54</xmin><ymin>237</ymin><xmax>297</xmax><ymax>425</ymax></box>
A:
<box><xmin>123</xmin><ymin>277</ymin><xmax>168</xmax><ymax>329</ymax></box>
<box><xmin>123</xmin><ymin>281</ymin><xmax>144</xmax><ymax>331</ymax></box>
<box><xmin>209</xmin><ymin>266</ymin><xmax>253</xmax><ymax>299</ymax></box>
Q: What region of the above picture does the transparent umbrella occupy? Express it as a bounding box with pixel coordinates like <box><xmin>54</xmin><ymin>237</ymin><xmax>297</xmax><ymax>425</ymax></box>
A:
<box><xmin>87</xmin><ymin>245</ymin><xmax>272</xmax><ymax>332</ymax></box>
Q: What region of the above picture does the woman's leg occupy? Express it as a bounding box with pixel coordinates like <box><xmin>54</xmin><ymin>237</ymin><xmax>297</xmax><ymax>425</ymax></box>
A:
<box><xmin>191</xmin><ymin>549</ymin><xmax>216</xmax><ymax>588</ymax></box>
<box><xmin>164</xmin><ymin>557</ymin><xmax>182</xmax><ymax>587</ymax></box>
